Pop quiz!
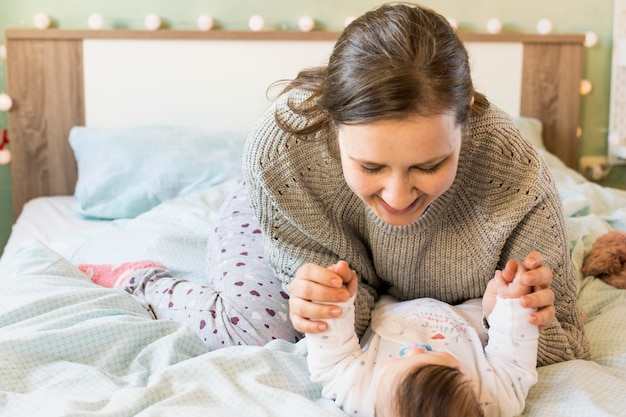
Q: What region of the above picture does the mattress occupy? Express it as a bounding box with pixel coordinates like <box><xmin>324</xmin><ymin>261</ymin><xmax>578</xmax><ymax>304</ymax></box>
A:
<box><xmin>0</xmin><ymin>196</ymin><xmax>111</xmax><ymax>268</ymax></box>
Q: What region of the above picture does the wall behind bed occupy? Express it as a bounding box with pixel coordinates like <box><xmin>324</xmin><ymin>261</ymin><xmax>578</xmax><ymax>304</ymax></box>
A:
<box><xmin>0</xmin><ymin>0</ymin><xmax>619</xmax><ymax>254</ymax></box>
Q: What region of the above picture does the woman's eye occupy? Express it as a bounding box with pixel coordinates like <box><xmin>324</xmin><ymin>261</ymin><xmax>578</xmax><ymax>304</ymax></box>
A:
<box><xmin>358</xmin><ymin>161</ymin><xmax>443</xmax><ymax>175</ymax></box>
<box><xmin>415</xmin><ymin>160</ymin><xmax>445</xmax><ymax>174</ymax></box>
<box><xmin>360</xmin><ymin>165</ymin><xmax>382</xmax><ymax>174</ymax></box>
<box><xmin>418</xmin><ymin>164</ymin><xmax>441</xmax><ymax>174</ymax></box>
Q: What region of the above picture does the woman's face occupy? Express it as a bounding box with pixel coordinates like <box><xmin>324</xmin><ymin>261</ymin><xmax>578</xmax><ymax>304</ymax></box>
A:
<box><xmin>337</xmin><ymin>114</ymin><xmax>462</xmax><ymax>226</ymax></box>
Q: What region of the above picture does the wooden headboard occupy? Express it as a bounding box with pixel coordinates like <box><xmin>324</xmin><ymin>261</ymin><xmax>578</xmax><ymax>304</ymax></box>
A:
<box><xmin>4</xmin><ymin>30</ymin><xmax>584</xmax><ymax>220</ymax></box>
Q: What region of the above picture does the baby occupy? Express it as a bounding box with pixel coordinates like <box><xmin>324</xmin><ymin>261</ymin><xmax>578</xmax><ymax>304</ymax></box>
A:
<box><xmin>306</xmin><ymin>261</ymin><xmax>539</xmax><ymax>417</ymax></box>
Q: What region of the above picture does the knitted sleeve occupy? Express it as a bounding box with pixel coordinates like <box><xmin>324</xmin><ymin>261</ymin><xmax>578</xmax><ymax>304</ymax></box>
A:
<box><xmin>500</xmin><ymin>173</ymin><xmax>590</xmax><ymax>364</ymax></box>
<box><xmin>480</xmin><ymin>118</ymin><xmax>590</xmax><ymax>365</ymax></box>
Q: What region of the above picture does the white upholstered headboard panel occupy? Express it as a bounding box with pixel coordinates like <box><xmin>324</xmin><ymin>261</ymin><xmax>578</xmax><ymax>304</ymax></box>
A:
<box><xmin>83</xmin><ymin>39</ymin><xmax>335</xmax><ymax>132</ymax></box>
<box><xmin>83</xmin><ymin>39</ymin><xmax>523</xmax><ymax>132</ymax></box>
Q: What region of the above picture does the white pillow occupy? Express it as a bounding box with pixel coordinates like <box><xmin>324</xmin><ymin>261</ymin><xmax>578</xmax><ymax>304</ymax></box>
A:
<box><xmin>70</xmin><ymin>126</ymin><xmax>245</xmax><ymax>219</ymax></box>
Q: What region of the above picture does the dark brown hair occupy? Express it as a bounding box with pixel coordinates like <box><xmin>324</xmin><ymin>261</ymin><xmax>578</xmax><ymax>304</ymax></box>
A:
<box><xmin>273</xmin><ymin>2</ymin><xmax>488</xmax><ymax>137</ymax></box>
<box><xmin>391</xmin><ymin>364</ymin><xmax>484</xmax><ymax>417</ymax></box>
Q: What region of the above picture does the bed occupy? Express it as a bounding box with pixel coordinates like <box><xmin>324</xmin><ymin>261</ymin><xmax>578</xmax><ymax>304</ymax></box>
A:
<box><xmin>1</xmin><ymin>28</ymin><xmax>625</xmax><ymax>417</ymax></box>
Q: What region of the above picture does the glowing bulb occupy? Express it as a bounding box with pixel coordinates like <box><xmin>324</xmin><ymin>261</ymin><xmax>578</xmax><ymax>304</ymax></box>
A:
<box><xmin>248</xmin><ymin>15</ymin><xmax>264</xmax><ymax>31</ymax></box>
<box><xmin>298</xmin><ymin>16</ymin><xmax>315</xmax><ymax>32</ymax></box>
<box><xmin>197</xmin><ymin>14</ymin><xmax>214</xmax><ymax>31</ymax></box>
<box><xmin>580</xmin><ymin>79</ymin><xmax>593</xmax><ymax>96</ymax></box>
<box><xmin>486</xmin><ymin>18</ymin><xmax>502</xmax><ymax>34</ymax></box>
<box><xmin>144</xmin><ymin>14</ymin><xmax>161</xmax><ymax>31</ymax></box>
<box><xmin>584</xmin><ymin>31</ymin><xmax>599</xmax><ymax>48</ymax></box>
<box><xmin>0</xmin><ymin>45</ymin><xmax>6</xmax><ymax>60</ymax></box>
<box><xmin>87</xmin><ymin>13</ymin><xmax>104</xmax><ymax>30</ymax></box>
<box><xmin>33</xmin><ymin>13</ymin><xmax>51</xmax><ymax>29</ymax></box>
<box><xmin>536</xmin><ymin>19</ymin><xmax>553</xmax><ymax>35</ymax></box>
<box><xmin>0</xmin><ymin>149</ymin><xmax>10</xmax><ymax>165</ymax></box>
<box><xmin>0</xmin><ymin>93</ymin><xmax>13</xmax><ymax>111</ymax></box>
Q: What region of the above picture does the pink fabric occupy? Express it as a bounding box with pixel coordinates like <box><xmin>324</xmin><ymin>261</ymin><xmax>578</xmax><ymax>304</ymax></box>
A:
<box><xmin>79</xmin><ymin>261</ymin><xmax>166</xmax><ymax>288</ymax></box>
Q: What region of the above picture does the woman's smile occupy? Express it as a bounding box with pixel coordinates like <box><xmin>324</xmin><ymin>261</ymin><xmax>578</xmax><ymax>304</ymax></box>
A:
<box><xmin>378</xmin><ymin>195</ymin><xmax>420</xmax><ymax>215</ymax></box>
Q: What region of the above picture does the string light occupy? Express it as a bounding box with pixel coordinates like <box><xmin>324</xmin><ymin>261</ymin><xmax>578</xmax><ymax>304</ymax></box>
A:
<box><xmin>0</xmin><ymin>93</ymin><xmax>12</xmax><ymax>112</ymax></box>
<box><xmin>248</xmin><ymin>15</ymin><xmax>265</xmax><ymax>32</ymax></box>
<box><xmin>144</xmin><ymin>14</ymin><xmax>162</xmax><ymax>31</ymax></box>
<box><xmin>584</xmin><ymin>31</ymin><xmax>599</xmax><ymax>48</ymax></box>
<box><xmin>87</xmin><ymin>13</ymin><xmax>105</xmax><ymax>30</ymax></box>
<box><xmin>536</xmin><ymin>19</ymin><xmax>553</xmax><ymax>35</ymax></box>
<box><xmin>580</xmin><ymin>79</ymin><xmax>593</xmax><ymax>95</ymax></box>
<box><xmin>486</xmin><ymin>18</ymin><xmax>502</xmax><ymax>34</ymax></box>
<box><xmin>298</xmin><ymin>16</ymin><xmax>315</xmax><ymax>32</ymax></box>
<box><xmin>33</xmin><ymin>13</ymin><xmax>51</xmax><ymax>29</ymax></box>
<box><xmin>197</xmin><ymin>15</ymin><xmax>214</xmax><ymax>31</ymax></box>
<box><xmin>20</xmin><ymin>12</ymin><xmax>596</xmax><ymax>43</ymax></box>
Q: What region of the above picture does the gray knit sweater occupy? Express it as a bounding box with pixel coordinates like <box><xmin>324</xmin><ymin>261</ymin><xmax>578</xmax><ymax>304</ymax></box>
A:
<box><xmin>243</xmin><ymin>89</ymin><xmax>589</xmax><ymax>366</ymax></box>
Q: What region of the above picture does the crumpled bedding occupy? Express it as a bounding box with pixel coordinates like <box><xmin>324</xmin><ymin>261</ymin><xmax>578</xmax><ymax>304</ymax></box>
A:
<box><xmin>0</xmin><ymin>151</ymin><xmax>625</xmax><ymax>416</ymax></box>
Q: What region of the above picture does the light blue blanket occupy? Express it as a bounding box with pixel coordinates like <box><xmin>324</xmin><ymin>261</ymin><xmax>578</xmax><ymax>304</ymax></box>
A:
<box><xmin>0</xmin><ymin>181</ymin><xmax>345</xmax><ymax>417</ymax></box>
<box><xmin>0</xmin><ymin>246</ymin><xmax>343</xmax><ymax>417</ymax></box>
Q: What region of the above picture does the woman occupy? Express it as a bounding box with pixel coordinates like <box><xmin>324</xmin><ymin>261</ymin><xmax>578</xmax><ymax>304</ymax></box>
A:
<box><xmin>243</xmin><ymin>2</ymin><xmax>589</xmax><ymax>365</ymax></box>
<box><xmin>81</xmin><ymin>2</ymin><xmax>588</xmax><ymax>364</ymax></box>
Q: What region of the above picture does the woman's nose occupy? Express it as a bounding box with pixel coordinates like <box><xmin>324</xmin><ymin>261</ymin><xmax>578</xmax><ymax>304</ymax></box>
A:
<box><xmin>381</xmin><ymin>175</ymin><xmax>416</xmax><ymax>209</ymax></box>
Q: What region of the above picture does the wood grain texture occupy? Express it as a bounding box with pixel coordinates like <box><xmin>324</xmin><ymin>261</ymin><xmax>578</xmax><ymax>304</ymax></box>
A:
<box><xmin>5</xmin><ymin>29</ymin><xmax>342</xmax><ymax>41</ymax></box>
<box><xmin>5</xmin><ymin>29</ymin><xmax>583</xmax><ymax>44</ymax></box>
<box><xmin>6</xmin><ymin>39</ymin><xmax>84</xmax><ymax>219</ymax></box>
<box><xmin>520</xmin><ymin>42</ymin><xmax>583</xmax><ymax>170</ymax></box>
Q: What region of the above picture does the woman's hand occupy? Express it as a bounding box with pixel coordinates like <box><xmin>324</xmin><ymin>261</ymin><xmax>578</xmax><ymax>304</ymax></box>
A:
<box><xmin>288</xmin><ymin>260</ymin><xmax>357</xmax><ymax>334</ymax></box>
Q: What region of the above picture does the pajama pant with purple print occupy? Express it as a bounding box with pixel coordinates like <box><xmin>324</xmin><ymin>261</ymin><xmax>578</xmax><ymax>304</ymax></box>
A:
<box><xmin>122</xmin><ymin>183</ymin><xmax>302</xmax><ymax>351</ymax></box>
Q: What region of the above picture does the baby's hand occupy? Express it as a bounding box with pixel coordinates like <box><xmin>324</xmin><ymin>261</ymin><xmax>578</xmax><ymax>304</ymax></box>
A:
<box><xmin>327</xmin><ymin>261</ymin><xmax>358</xmax><ymax>297</ymax></box>
<box><xmin>498</xmin><ymin>262</ymin><xmax>532</xmax><ymax>299</ymax></box>
<box><xmin>483</xmin><ymin>260</ymin><xmax>532</xmax><ymax>319</ymax></box>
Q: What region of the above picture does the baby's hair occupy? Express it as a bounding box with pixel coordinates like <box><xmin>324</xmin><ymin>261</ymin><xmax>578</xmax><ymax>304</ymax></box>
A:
<box><xmin>394</xmin><ymin>364</ymin><xmax>484</xmax><ymax>417</ymax></box>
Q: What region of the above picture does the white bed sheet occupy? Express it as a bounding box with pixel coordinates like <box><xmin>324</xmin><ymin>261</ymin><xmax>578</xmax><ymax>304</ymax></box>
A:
<box><xmin>0</xmin><ymin>196</ymin><xmax>111</xmax><ymax>268</ymax></box>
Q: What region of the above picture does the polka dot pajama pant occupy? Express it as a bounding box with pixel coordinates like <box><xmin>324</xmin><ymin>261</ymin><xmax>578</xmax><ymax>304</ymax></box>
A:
<box><xmin>123</xmin><ymin>183</ymin><xmax>302</xmax><ymax>351</ymax></box>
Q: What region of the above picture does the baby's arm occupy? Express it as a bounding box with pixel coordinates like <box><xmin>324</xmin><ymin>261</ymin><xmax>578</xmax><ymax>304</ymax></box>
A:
<box><xmin>482</xmin><ymin>262</ymin><xmax>539</xmax><ymax>417</ymax></box>
<box><xmin>305</xmin><ymin>262</ymin><xmax>369</xmax><ymax>410</ymax></box>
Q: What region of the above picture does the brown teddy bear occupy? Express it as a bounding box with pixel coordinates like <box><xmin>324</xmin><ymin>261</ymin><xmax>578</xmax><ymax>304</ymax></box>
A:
<box><xmin>581</xmin><ymin>230</ymin><xmax>626</xmax><ymax>289</ymax></box>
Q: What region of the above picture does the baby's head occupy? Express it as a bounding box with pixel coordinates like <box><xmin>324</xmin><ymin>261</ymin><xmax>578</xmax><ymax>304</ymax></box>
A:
<box><xmin>375</xmin><ymin>345</ymin><xmax>484</xmax><ymax>417</ymax></box>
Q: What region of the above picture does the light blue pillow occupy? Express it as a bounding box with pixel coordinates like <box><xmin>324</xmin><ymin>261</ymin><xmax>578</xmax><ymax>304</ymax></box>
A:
<box><xmin>513</xmin><ymin>116</ymin><xmax>545</xmax><ymax>150</ymax></box>
<box><xmin>70</xmin><ymin>126</ymin><xmax>245</xmax><ymax>219</ymax></box>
